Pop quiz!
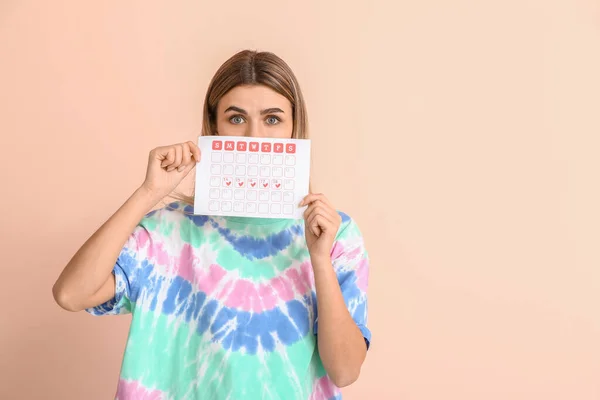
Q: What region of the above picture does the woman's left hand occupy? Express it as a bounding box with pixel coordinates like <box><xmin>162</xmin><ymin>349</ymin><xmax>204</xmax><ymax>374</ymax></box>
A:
<box><xmin>300</xmin><ymin>193</ymin><xmax>342</xmax><ymax>262</ymax></box>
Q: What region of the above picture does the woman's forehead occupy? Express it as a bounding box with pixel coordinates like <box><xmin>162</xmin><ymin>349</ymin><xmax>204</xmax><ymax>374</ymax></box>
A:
<box><xmin>218</xmin><ymin>85</ymin><xmax>292</xmax><ymax>112</ymax></box>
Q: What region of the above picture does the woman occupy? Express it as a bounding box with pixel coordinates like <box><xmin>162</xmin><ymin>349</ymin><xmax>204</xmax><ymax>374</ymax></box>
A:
<box><xmin>53</xmin><ymin>50</ymin><xmax>371</xmax><ymax>400</ymax></box>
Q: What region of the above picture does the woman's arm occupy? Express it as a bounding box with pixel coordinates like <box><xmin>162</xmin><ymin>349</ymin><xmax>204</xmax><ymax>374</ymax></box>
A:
<box><xmin>52</xmin><ymin>141</ymin><xmax>200</xmax><ymax>312</ymax></box>
<box><xmin>301</xmin><ymin>193</ymin><xmax>369</xmax><ymax>387</ymax></box>
<box><xmin>312</xmin><ymin>258</ymin><xmax>367</xmax><ymax>387</ymax></box>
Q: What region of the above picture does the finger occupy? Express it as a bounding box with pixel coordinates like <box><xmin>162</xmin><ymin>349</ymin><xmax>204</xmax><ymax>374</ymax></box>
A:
<box><xmin>178</xmin><ymin>158</ymin><xmax>197</xmax><ymax>176</ymax></box>
<box><xmin>167</xmin><ymin>145</ymin><xmax>183</xmax><ymax>172</ymax></box>
<box><xmin>305</xmin><ymin>205</ymin><xmax>334</xmax><ymax>237</ymax></box>
<box><xmin>308</xmin><ymin>213</ymin><xmax>334</xmax><ymax>237</ymax></box>
<box><xmin>188</xmin><ymin>141</ymin><xmax>201</xmax><ymax>163</ymax></box>
<box><xmin>303</xmin><ymin>205</ymin><xmax>319</xmax><ymax>236</ymax></box>
<box><xmin>314</xmin><ymin>213</ymin><xmax>336</xmax><ymax>237</ymax></box>
<box><xmin>311</xmin><ymin>219</ymin><xmax>321</xmax><ymax>237</ymax></box>
<box><xmin>307</xmin><ymin>211</ymin><xmax>322</xmax><ymax>237</ymax></box>
<box><xmin>160</xmin><ymin>148</ymin><xmax>176</xmax><ymax>168</ymax></box>
<box><xmin>151</xmin><ymin>146</ymin><xmax>169</xmax><ymax>162</ymax></box>
<box><xmin>305</xmin><ymin>205</ymin><xmax>335</xmax><ymax>227</ymax></box>
<box><xmin>304</xmin><ymin>200</ymin><xmax>338</xmax><ymax>222</ymax></box>
<box><xmin>178</xmin><ymin>142</ymin><xmax>192</xmax><ymax>172</ymax></box>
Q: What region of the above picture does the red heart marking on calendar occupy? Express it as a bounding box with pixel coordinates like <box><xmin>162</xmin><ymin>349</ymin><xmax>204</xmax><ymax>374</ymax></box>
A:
<box><xmin>275</xmin><ymin>183</ymin><xmax>281</xmax><ymax>188</ymax></box>
<box><xmin>251</xmin><ymin>182</ymin><xmax>256</xmax><ymax>187</ymax></box>
<box><xmin>263</xmin><ymin>182</ymin><xmax>269</xmax><ymax>188</ymax></box>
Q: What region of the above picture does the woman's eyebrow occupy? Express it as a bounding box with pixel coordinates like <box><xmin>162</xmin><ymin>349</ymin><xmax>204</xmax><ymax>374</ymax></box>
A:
<box><xmin>260</xmin><ymin>108</ymin><xmax>284</xmax><ymax>115</ymax></box>
<box><xmin>224</xmin><ymin>106</ymin><xmax>247</xmax><ymax>114</ymax></box>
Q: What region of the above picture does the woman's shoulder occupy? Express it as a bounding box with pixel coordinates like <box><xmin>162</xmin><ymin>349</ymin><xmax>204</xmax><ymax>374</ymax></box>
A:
<box><xmin>336</xmin><ymin>210</ymin><xmax>352</xmax><ymax>224</ymax></box>
<box><xmin>334</xmin><ymin>210</ymin><xmax>364</xmax><ymax>241</ymax></box>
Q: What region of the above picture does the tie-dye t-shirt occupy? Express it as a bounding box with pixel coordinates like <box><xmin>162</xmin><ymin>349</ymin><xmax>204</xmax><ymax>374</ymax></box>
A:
<box><xmin>86</xmin><ymin>202</ymin><xmax>371</xmax><ymax>400</ymax></box>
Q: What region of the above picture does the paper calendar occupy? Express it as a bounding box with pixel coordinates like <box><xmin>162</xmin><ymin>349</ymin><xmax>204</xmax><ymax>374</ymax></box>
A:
<box><xmin>193</xmin><ymin>136</ymin><xmax>311</xmax><ymax>219</ymax></box>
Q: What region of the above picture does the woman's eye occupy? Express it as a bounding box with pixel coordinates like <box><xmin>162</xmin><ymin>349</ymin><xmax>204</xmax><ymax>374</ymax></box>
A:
<box><xmin>266</xmin><ymin>116</ymin><xmax>280</xmax><ymax>125</ymax></box>
<box><xmin>230</xmin><ymin>116</ymin><xmax>245</xmax><ymax>124</ymax></box>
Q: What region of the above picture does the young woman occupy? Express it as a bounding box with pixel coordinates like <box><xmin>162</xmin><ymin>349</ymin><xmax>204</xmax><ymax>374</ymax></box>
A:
<box><xmin>53</xmin><ymin>50</ymin><xmax>371</xmax><ymax>400</ymax></box>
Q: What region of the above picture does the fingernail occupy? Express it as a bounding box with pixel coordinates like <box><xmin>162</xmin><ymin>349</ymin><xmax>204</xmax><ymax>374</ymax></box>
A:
<box><xmin>177</xmin><ymin>166</ymin><xmax>185</xmax><ymax>172</ymax></box>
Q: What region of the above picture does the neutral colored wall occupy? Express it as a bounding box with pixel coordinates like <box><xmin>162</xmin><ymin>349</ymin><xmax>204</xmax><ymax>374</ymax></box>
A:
<box><xmin>1</xmin><ymin>1</ymin><xmax>599</xmax><ymax>399</ymax></box>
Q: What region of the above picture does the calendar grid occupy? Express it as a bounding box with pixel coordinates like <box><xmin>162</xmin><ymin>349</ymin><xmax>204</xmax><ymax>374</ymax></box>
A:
<box><xmin>194</xmin><ymin>137</ymin><xmax>311</xmax><ymax>219</ymax></box>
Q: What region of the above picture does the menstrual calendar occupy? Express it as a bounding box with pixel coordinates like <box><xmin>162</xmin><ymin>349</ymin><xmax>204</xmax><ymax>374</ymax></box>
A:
<box><xmin>193</xmin><ymin>136</ymin><xmax>311</xmax><ymax>219</ymax></box>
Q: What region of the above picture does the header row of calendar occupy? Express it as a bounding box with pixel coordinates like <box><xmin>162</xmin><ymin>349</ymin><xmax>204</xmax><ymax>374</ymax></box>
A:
<box><xmin>211</xmin><ymin>140</ymin><xmax>296</xmax><ymax>154</ymax></box>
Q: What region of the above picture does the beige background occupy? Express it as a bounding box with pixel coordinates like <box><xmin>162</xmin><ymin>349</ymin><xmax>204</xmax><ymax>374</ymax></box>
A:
<box><xmin>1</xmin><ymin>1</ymin><xmax>599</xmax><ymax>399</ymax></box>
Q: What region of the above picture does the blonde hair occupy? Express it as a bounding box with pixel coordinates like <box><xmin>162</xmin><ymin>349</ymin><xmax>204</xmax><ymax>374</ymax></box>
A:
<box><xmin>170</xmin><ymin>50</ymin><xmax>309</xmax><ymax>205</ymax></box>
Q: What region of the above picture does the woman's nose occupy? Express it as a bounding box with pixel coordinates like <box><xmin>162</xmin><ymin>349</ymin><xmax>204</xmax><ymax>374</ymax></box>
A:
<box><xmin>245</xmin><ymin>120</ymin><xmax>266</xmax><ymax>137</ymax></box>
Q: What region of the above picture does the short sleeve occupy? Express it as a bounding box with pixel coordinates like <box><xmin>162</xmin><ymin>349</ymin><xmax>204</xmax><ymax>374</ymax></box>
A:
<box><xmin>313</xmin><ymin>212</ymin><xmax>372</xmax><ymax>349</ymax></box>
<box><xmin>85</xmin><ymin>213</ymin><xmax>156</xmax><ymax>316</ymax></box>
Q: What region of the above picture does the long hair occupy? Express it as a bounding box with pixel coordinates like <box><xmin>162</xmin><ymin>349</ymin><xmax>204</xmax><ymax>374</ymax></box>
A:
<box><xmin>171</xmin><ymin>50</ymin><xmax>309</xmax><ymax>205</ymax></box>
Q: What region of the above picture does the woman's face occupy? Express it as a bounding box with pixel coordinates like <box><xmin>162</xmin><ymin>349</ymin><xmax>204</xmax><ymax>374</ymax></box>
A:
<box><xmin>215</xmin><ymin>85</ymin><xmax>294</xmax><ymax>139</ymax></box>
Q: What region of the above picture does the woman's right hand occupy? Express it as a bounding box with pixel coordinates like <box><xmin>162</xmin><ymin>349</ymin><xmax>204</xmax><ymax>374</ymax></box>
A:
<box><xmin>141</xmin><ymin>141</ymin><xmax>201</xmax><ymax>201</ymax></box>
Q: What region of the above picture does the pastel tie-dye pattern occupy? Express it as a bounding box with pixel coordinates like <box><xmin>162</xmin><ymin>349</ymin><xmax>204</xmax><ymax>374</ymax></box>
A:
<box><xmin>87</xmin><ymin>202</ymin><xmax>371</xmax><ymax>400</ymax></box>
